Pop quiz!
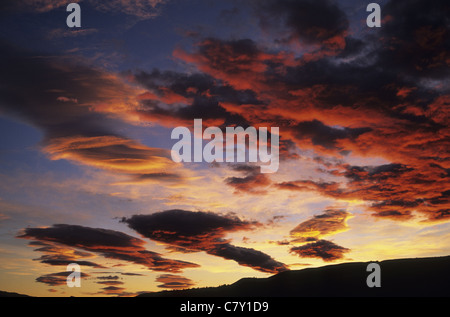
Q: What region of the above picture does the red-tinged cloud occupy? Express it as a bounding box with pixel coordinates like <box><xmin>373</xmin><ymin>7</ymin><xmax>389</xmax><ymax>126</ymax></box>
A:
<box><xmin>277</xmin><ymin>163</ymin><xmax>450</xmax><ymax>222</ymax></box>
<box><xmin>122</xmin><ymin>210</ymin><xmax>288</xmax><ymax>273</ymax></box>
<box><xmin>131</xmin><ymin>70</ymin><xmax>252</xmax><ymax>128</ymax></box>
<box><xmin>278</xmin><ymin>208</ymin><xmax>352</xmax><ymax>262</ymax></box>
<box><xmin>18</xmin><ymin>224</ymin><xmax>200</xmax><ymax>273</ymax></box>
<box><xmin>225</xmin><ymin>165</ymin><xmax>272</xmax><ymax>195</ymax></box>
<box><xmin>290</xmin><ymin>239</ymin><xmax>350</xmax><ymax>262</ymax></box>
<box><xmin>174</xmin><ymin>38</ymin><xmax>273</xmax><ymax>92</ymax></box>
<box><xmin>156</xmin><ymin>274</ymin><xmax>195</xmax><ymax>289</ymax></box>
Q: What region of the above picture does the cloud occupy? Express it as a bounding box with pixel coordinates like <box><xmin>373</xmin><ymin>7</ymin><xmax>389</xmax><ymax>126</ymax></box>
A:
<box><xmin>97</xmin><ymin>275</ymin><xmax>120</xmax><ymax>280</ymax></box>
<box><xmin>122</xmin><ymin>210</ymin><xmax>288</xmax><ymax>273</ymax></box>
<box><xmin>28</xmin><ymin>241</ymin><xmax>106</xmax><ymax>268</ymax></box>
<box><xmin>277</xmin><ymin>163</ymin><xmax>450</xmax><ymax>223</ymax></box>
<box><xmin>290</xmin><ymin>208</ymin><xmax>352</xmax><ymax>242</ymax></box>
<box><xmin>122</xmin><ymin>209</ymin><xmax>260</xmax><ymax>248</ymax></box>
<box><xmin>43</xmin><ymin>135</ymin><xmax>175</xmax><ymax>175</ymax></box>
<box><xmin>18</xmin><ymin>224</ymin><xmax>199</xmax><ymax>272</ymax></box>
<box><xmin>253</xmin><ymin>0</ymin><xmax>349</xmax><ymax>44</ymax></box>
<box><xmin>36</xmin><ymin>271</ymin><xmax>89</xmax><ymax>286</ymax></box>
<box><xmin>379</xmin><ymin>0</ymin><xmax>450</xmax><ymax>79</ymax></box>
<box><xmin>291</xmin><ymin>120</ymin><xmax>371</xmax><ymax>151</ymax></box>
<box><xmin>91</xmin><ymin>0</ymin><xmax>167</xmax><ymax>19</ymax></box>
<box><xmin>208</xmin><ymin>243</ymin><xmax>288</xmax><ymax>273</ymax></box>
<box><xmin>156</xmin><ymin>274</ymin><xmax>195</xmax><ymax>289</ymax></box>
<box><xmin>121</xmin><ymin>272</ymin><xmax>146</xmax><ymax>276</ymax></box>
<box><xmin>225</xmin><ymin>164</ymin><xmax>272</xmax><ymax>194</ymax></box>
<box><xmin>1</xmin><ymin>0</ymin><xmax>73</xmax><ymax>13</ymax></box>
<box><xmin>1</xmin><ymin>0</ymin><xmax>168</xmax><ymax>19</ymax></box>
<box><xmin>98</xmin><ymin>285</ymin><xmax>127</xmax><ymax>295</ymax></box>
<box><xmin>0</xmin><ymin>42</ymin><xmax>181</xmax><ymax>180</ymax></box>
<box><xmin>97</xmin><ymin>281</ymin><xmax>124</xmax><ymax>286</ymax></box>
<box><xmin>290</xmin><ymin>239</ymin><xmax>350</xmax><ymax>262</ymax></box>
<box><xmin>276</xmin><ymin>208</ymin><xmax>353</xmax><ymax>262</ymax></box>
<box><xmin>131</xmin><ymin>69</ymin><xmax>252</xmax><ymax>127</ymax></box>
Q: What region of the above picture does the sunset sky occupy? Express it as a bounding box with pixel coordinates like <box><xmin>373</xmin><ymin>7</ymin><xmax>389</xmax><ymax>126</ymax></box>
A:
<box><xmin>0</xmin><ymin>0</ymin><xmax>449</xmax><ymax>297</ymax></box>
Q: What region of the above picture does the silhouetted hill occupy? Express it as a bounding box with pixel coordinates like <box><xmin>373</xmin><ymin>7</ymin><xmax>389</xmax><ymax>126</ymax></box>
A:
<box><xmin>0</xmin><ymin>291</ymin><xmax>31</xmax><ymax>297</ymax></box>
<box><xmin>139</xmin><ymin>256</ymin><xmax>450</xmax><ymax>297</ymax></box>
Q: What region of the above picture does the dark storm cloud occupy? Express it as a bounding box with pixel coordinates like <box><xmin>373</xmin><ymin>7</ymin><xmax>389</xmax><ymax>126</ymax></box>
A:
<box><xmin>291</xmin><ymin>120</ymin><xmax>371</xmax><ymax>150</ymax></box>
<box><xmin>253</xmin><ymin>0</ymin><xmax>349</xmax><ymax>44</ymax></box>
<box><xmin>379</xmin><ymin>0</ymin><xmax>450</xmax><ymax>79</ymax></box>
<box><xmin>19</xmin><ymin>224</ymin><xmax>199</xmax><ymax>272</ymax></box>
<box><xmin>122</xmin><ymin>210</ymin><xmax>288</xmax><ymax>273</ymax></box>
<box><xmin>290</xmin><ymin>239</ymin><xmax>350</xmax><ymax>262</ymax></box>
<box><xmin>122</xmin><ymin>209</ymin><xmax>260</xmax><ymax>246</ymax></box>
<box><xmin>132</xmin><ymin>68</ymin><xmax>255</xmax><ymax>127</ymax></box>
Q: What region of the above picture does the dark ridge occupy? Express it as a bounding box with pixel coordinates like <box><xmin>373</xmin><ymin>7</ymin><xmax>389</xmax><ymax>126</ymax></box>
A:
<box><xmin>0</xmin><ymin>291</ymin><xmax>32</xmax><ymax>297</ymax></box>
<box><xmin>138</xmin><ymin>255</ymin><xmax>450</xmax><ymax>297</ymax></box>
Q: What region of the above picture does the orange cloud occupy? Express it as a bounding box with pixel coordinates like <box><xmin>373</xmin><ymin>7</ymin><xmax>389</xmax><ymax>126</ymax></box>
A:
<box><xmin>156</xmin><ymin>274</ymin><xmax>195</xmax><ymax>289</ymax></box>
<box><xmin>290</xmin><ymin>209</ymin><xmax>352</xmax><ymax>242</ymax></box>
<box><xmin>43</xmin><ymin>135</ymin><xmax>176</xmax><ymax>174</ymax></box>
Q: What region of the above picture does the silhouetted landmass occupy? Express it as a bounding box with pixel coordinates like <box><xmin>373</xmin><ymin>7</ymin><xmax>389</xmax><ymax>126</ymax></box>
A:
<box><xmin>0</xmin><ymin>291</ymin><xmax>31</xmax><ymax>297</ymax></box>
<box><xmin>139</xmin><ymin>256</ymin><xmax>450</xmax><ymax>297</ymax></box>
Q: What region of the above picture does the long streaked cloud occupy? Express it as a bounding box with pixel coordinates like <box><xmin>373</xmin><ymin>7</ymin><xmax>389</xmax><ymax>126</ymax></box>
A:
<box><xmin>36</xmin><ymin>271</ymin><xmax>90</xmax><ymax>286</ymax></box>
<box><xmin>122</xmin><ymin>209</ymin><xmax>288</xmax><ymax>273</ymax></box>
<box><xmin>27</xmin><ymin>241</ymin><xmax>106</xmax><ymax>268</ymax></box>
<box><xmin>18</xmin><ymin>224</ymin><xmax>200</xmax><ymax>272</ymax></box>
<box><xmin>156</xmin><ymin>274</ymin><xmax>195</xmax><ymax>289</ymax></box>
